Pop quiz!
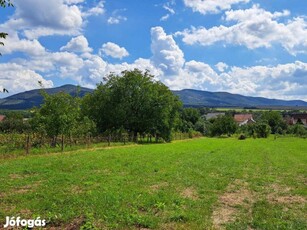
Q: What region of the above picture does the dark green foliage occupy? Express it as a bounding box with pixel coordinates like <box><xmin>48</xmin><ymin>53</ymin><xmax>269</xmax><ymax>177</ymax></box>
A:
<box><xmin>0</xmin><ymin>111</ymin><xmax>30</xmax><ymax>133</ymax></box>
<box><xmin>239</xmin><ymin>122</ymin><xmax>271</xmax><ymax>138</ymax></box>
<box><xmin>32</xmin><ymin>92</ymin><xmax>79</xmax><ymax>138</ymax></box>
<box><xmin>253</xmin><ymin>122</ymin><xmax>271</xmax><ymax>138</ymax></box>
<box><xmin>210</xmin><ymin>115</ymin><xmax>237</xmax><ymax>136</ymax></box>
<box><xmin>238</xmin><ymin>134</ymin><xmax>246</xmax><ymax>140</ymax></box>
<box><xmin>82</xmin><ymin>69</ymin><xmax>182</xmax><ymax>142</ymax></box>
<box><xmin>178</xmin><ymin>108</ymin><xmax>203</xmax><ymax>133</ymax></box>
<box><xmin>261</xmin><ymin>111</ymin><xmax>287</xmax><ymax>134</ymax></box>
<box><xmin>288</xmin><ymin>124</ymin><xmax>307</xmax><ymax>137</ymax></box>
<box><xmin>30</xmin><ymin>91</ymin><xmax>95</xmax><ymax>150</ymax></box>
<box><xmin>182</xmin><ymin>108</ymin><xmax>201</xmax><ymax>125</ymax></box>
<box><xmin>194</xmin><ymin>119</ymin><xmax>205</xmax><ymax>134</ymax></box>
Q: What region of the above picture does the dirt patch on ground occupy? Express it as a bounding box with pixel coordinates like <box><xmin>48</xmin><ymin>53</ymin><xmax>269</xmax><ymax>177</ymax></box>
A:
<box><xmin>160</xmin><ymin>223</ymin><xmax>189</xmax><ymax>230</ymax></box>
<box><xmin>0</xmin><ymin>192</ymin><xmax>5</xmax><ymax>198</ymax></box>
<box><xmin>9</xmin><ymin>173</ymin><xmax>37</xmax><ymax>180</ymax></box>
<box><xmin>267</xmin><ymin>183</ymin><xmax>306</xmax><ymax>205</ymax></box>
<box><xmin>298</xmin><ymin>176</ymin><xmax>307</xmax><ymax>186</ymax></box>
<box><xmin>9</xmin><ymin>174</ymin><xmax>26</xmax><ymax>179</ymax></box>
<box><xmin>149</xmin><ymin>182</ymin><xmax>169</xmax><ymax>192</ymax></box>
<box><xmin>267</xmin><ymin>195</ymin><xmax>306</xmax><ymax>204</ymax></box>
<box><xmin>212</xmin><ymin>179</ymin><xmax>255</xmax><ymax>229</ymax></box>
<box><xmin>269</xmin><ymin>183</ymin><xmax>291</xmax><ymax>193</ymax></box>
<box><xmin>181</xmin><ymin>187</ymin><xmax>199</xmax><ymax>200</ymax></box>
<box><xmin>15</xmin><ymin>209</ymin><xmax>32</xmax><ymax>218</ymax></box>
<box><xmin>70</xmin><ymin>185</ymin><xmax>84</xmax><ymax>195</ymax></box>
<box><xmin>46</xmin><ymin>216</ymin><xmax>86</xmax><ymax>230</ymax></box>
<box><xmin>91</xmin><ymin>169</ymin><xmax>111</xmax><ymax>175</ymax></box>
<box><xmin>13</xmin><ymin>181</ymin><xmax>41</xmax><ymax>194</ymax></box>
<box><xmin>14</xmin><ymin>185</ymin><xmax>33</xmax><ymax>194</ymax></box>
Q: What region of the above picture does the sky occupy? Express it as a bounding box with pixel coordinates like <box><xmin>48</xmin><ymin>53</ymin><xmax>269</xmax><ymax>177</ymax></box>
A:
<box><xmin>0</xmin><ymin>0</ymin><xmax>306</xmax><ymax>100</ymax></box>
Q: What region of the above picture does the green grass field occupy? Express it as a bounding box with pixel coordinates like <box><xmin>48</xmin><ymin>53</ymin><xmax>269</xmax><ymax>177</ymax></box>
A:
<box><xmin>0</xmin><ymin>137</ymin><xmax>306</xmax><ymax>229</ymax></box>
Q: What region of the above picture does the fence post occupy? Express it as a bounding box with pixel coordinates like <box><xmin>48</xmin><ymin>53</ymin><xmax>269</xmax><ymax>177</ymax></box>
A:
<box><xmin>108</xmin><ymin>134</ymin><xmax>111</xmax><ymax>146</ymax></box>
<box><xmin>61</xmin><ymin>134</ymin><xmax>64</xmax><ymax>152</ymax></box>
<box><xmin>25</xmin><ymin>133</ymin><xmax>31</xmax><ymax>154</ymax></box>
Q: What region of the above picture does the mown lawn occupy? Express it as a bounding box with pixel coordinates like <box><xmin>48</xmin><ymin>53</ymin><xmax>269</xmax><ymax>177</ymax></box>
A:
<box><xmin>0</xmin><ymin>137</ymin><xmax>306</xmax><ymax>229</ymax></box>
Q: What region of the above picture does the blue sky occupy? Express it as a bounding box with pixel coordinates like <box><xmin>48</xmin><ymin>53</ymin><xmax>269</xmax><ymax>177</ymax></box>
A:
<box><xmin>0</xmin><ymin>0</ymin><xmax>306</xmax><ymax>100</ymax></box>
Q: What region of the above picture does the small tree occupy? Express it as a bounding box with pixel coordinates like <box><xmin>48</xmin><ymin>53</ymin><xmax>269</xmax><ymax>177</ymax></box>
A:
<box><xmin>261</xmin><ymin>111</ymin><xmax>287</xmax><ymax>134</ymax></box>
<box><xmin>288</xmin><ymin>124</ymin><xmax>307</xmax><ymax>137</ymax></box>
<box><xmin>210</xmin><ymin>115</ymin><xmax>237</xmax><ymax>137</ymax></box>
<box><xmin>31</xmin><ymin>92</ymin><xmax>80</xmax><ymax>151</ymax></box>
<box><xmin>254</xmin><ymin>123</ymin><xmax>271</xmax><ymax>138</ymax></box>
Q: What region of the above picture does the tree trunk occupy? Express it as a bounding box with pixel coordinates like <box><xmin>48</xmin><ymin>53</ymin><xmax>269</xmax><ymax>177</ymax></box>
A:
<box><xmin>108</xmin><ymin>134</ymin><xmax>111</xmax><ymax>146</ymax></box>
<box><xmin>133</xmin><ymin>131</ymin><xmax>138</xmax><ymax>143</ymax></box>
<box><xmin>61</xmin><ymin>134</ymin><xmax>64</xmax><ymax>152</ymax></box>
<box><xmin>69</xmin><ymin>133</ymin><xmax>73</xmax><ymax>147</ymax></box>
<box><xmin>51</xmin><ymin>136</ymin><xmax>57</xmax><ymax>148</ymax></box>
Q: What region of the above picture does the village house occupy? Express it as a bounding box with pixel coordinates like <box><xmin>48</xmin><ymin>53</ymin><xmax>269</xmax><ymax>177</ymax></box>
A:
<box><xmin>286</xmin><ymin>113</ymin><xmax>307</xmax><ymax>126</ymax></box>
<box><xmin>0</xmin><ymin>115</ymin><xmax>6</xmax><ymax>122</ymax></box>
<box><xmin>234</xmin><ymin>114</ymin><xmax>256</xmax><ymax>126</ymax></box>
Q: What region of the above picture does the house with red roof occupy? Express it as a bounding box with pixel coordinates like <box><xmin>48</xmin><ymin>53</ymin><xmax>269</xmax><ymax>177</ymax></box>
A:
<box><xmin>286</xmin><ymin>114</ymin><xmax>307</xmax><ymax>126</ymax></box>
<box><xmin>234</xmin><ymin>114</ymin><xmax>256</xmax><ymax>126</ymax></box>
<box><xmin>0</xmin><ymin>115</ymin><xmax>6</xmax><ymax>122</ymax></box>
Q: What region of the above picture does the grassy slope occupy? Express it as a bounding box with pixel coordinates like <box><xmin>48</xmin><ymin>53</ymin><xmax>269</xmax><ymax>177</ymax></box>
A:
<box><xmin>0</xmin><ymin>137</ymin><xmax>306</xmax><ymax>229</ymax></box>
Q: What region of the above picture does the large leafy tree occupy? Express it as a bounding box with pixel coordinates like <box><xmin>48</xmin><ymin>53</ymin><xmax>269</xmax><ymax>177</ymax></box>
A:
<box><xmin>83</xmin><ymin>69</ymin><xmax>182</xmax><ymax>142</ymax></box>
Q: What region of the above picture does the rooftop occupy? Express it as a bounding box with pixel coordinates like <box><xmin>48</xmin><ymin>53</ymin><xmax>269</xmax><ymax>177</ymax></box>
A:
<box><xmin>234</xmin><ymin>114</ymin><xmax>253</xmax><ymax>122</ymax></box>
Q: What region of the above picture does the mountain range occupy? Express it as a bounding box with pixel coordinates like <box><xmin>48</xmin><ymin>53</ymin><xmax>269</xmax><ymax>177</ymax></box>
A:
<box><xmin>0</xmin><ymin>84</ymin><xmax>306</xmax><ymax>110</ymax></box>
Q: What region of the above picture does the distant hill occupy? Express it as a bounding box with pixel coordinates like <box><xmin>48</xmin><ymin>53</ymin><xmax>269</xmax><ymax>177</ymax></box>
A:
<box><xmin>0</xmin><ymin>85</ymin><xmax>307</xmax><ymax>110</ymax></box>
<box><xmin>0</xmin><ymin>85</ymin><xmax>93</xmax><ymax>110</ymax></box>
<box><xmin>173</xmin><ymin>89</ymin><xmax>307</xmax><ymax>108</ymax></box>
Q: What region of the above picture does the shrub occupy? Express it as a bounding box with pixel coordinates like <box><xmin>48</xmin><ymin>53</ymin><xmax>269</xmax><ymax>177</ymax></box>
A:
<box><xmin>289</xmin><ymin>124</ymin><xmax>307</xmax><ymax>137</ymax></box>
<box><xmin>210</xmin><ymin>115</ymin><xmax>237</xmax><ymax>137</ymax></box>
<box><xmin>254</xmin><ymin>123</ymin><xmax>271</xmax><ymax>138</ymax></box>
<box><xmin>238</xmin><ymin>134</ymin><xmax>246</xmax><ymax>140</ymax></box>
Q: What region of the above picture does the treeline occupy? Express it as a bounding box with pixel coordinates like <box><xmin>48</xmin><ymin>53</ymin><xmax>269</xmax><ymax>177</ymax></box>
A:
<box><xmin>179</xmin><ymin>108</ymin><xmax>306</xmax><ymax>138</ymax></box>
<box><xmin>0</xmin><ymin>69</ymin><xmax>306</xmax><ymax>154</ymax></box>
<box><xmin>0</xmin><ymin>70</ymin><xmax>199</xmax><ymax>153</ymax></box>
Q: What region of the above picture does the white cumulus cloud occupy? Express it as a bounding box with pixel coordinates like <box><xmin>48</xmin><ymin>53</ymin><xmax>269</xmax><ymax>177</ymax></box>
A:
<box><xmin>177</xmin><ymin>5</ymin><xmax>307</xmax><ymax>55</ymax></box>
<box><xmin>1</xmin><ymin>0</ymin><xmax>104</xmax><ymax>39</ymax></box>
<box><xmin>151</xmin><ymin>27</ymin><xmax>185</xmax><ymax>75</ymax></box>
<box><xmin>160</xmin><ymin>0</ymin><xmax>176</xmax><ymax>21</ymax></box>
<box><xmin>215</xmin><ymin>62</ymin><xmax>229</xmax><ymax>72</ymax></box>
<box><xmin>99</xmin><ymin>42</ymin><xmax>129</xmax><ymax>59</ymax></box>
<box><xmin>10</xmin><ymin>0</ymin><xmax>83</xmax><ymax>39</ymax></box>
<box><xmin>82</xmin><ymin>1</ymin><xmax>104</xmax><ymax>17</ymax></box>
<box><xmin>60</xmin><ymin>35</ymin><xmax>93</xmax><ymax>53</ymax></box>
<box><xmin>183</xmin><ymin>0</ymin><xmax>250</xmax><ymax>15</ymax></box>
<box><xmin>0</xmin><ymin>63</ymin><xmax>53</xmax><ymax>95</ymax></box>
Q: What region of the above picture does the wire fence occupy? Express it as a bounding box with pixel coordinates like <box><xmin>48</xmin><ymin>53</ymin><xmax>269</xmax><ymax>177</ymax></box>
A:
<box><xmin>0</xmin><ymin>131</ymin><xmax>199</xmax><ymax>156</ymax></box>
